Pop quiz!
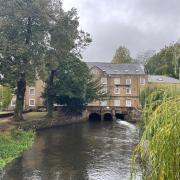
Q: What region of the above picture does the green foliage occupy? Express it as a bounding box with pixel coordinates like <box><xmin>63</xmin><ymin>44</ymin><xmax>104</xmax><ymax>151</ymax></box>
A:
<box><xmin>0</xmin><ymin>85</ymin><xmax>12</xmax><ymax>110</ymax></box>
<box><xmin>0</xmin><ymin>129</ymin><xmax>35</xmax><ymax>169</ymax></box>
<box><xmin>42</xmin><ymin>7</ymin><xmax>92</xmax><ymax>80</ymax></box>
<box><xmin>112</xmin><ymin>46</ymin><xmax>132</xmax><ymax>64</ymax></box>
<box><xmin>146</xmin><ymin>43</ymin><xmax>180</xmax><ymax>78</ymax></box>
<box><xmin>132</xmin><ymin>86</ymin><xmax>180</xmax><ymax>180</ymax></box>
<box><xmin>0</xmin><ymin>0</ymin><xmax>91</xmax><ymax>119</ymax></box>
<box><xmin>0</xmin><ymin>0</ymin><xmax>53</xmax><ymax>86</ymax></box>
<box><xmin>44</xmin><ymin>55</ymin><xmax>106</xmax><ymax>114</ymax></box>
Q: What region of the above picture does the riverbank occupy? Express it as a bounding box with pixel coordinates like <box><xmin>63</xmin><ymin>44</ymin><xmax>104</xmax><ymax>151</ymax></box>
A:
<box><xmin>0</xmin><ymin>111</ymin><xmax>87</xmax><ymax>132</ymax></box>
<box><xmin>0</xmin><ymin>112</ymin><xmax>46</xmax><ymax>170</ymax></box>
<box><xmin>0</xmin><ymin>129</ymin><xmax>35</xmax><ymax>169</ymax></box>
<box><xmin>0</xmin><ymin>111</ymin><xmax>87</xmax><ymax>170</ymax></box>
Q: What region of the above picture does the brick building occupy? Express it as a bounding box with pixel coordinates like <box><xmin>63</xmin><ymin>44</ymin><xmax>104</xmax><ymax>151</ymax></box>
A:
<box><xmin>9</xmin><ymin>80</ymin><xmax>44</xmax><ymax>110</ymax></box>
<box><xmin>9</xmin><ymin>62</ymin><xmax>153</xmax><ymax>110</ymax></box>
<box><xmin>87</xmin><ymin>62</ymin><xmax>147</xmax><ymax>108</ymax></box>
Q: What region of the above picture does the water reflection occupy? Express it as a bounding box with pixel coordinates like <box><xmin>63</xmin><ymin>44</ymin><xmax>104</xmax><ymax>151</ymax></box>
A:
<box><xmin>1</xmin><ymin>121</ymin><xmax>141</xmax><ymax>180</ymax></box>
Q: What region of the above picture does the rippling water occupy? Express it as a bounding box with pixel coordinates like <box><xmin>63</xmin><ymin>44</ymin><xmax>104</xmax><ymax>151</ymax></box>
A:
<box><xmin>1</xmin><ymin>121</ymin><xmax>141</xmax><ymax>180</ymax></box>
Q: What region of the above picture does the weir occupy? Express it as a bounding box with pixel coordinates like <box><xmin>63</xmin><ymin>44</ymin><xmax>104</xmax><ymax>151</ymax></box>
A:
<box><xmin>86</xmin><ymin>106</ymin><xmax>139</xmax><ymax>122</ymax></box>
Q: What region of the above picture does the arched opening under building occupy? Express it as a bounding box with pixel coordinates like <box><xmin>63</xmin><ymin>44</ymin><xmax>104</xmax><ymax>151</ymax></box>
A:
<box><xmin>115</xmin><ymin>113</ymin><xmax>125</xmax><ymax>120</ymax></box>
<box><xmin>103</xmin><ymin>113</ymin><xmax>113</xmax><ymax>121</ymax></box>
<box><xmin>89</xmin><ymin>113</ymin><xmax>101</xmax><ymax>122</ymax></box>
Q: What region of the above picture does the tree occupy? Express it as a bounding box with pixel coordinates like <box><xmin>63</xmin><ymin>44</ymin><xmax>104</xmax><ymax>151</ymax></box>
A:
<box><xmin>112</xmin><ymin>46</ymin><xmax>132</xmax><ymax>63</ymax></box>
<box><xmin>44</xmin><ymin>8</ymin><xmax>91</xmax><ymax>117</ymax></box>
<box><xmin>132</xmin><ymin>85</ymin><xmax>180</xmax><ymax>180</ymax></box>
<box><xmin>44</xmin><ymin>55</ymin><xmax>106</xmax><ymax>114</ymax></box>
<box><xmin>0</xmin><ymin>0</ymin><xmax>52</xmax><ymax>120</ymax></box>
<box><xmin>145</xmin><ymin>43</ymin><xmax>180</xmax><ymax>78</ymax></box>
<box><xmin>0</xmin><ymin>0</ymin><xmax>91</xmax><ymax>119</ymax></box>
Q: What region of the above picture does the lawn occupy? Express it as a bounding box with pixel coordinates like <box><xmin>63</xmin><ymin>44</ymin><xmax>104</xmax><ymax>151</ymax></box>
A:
<box><xmin>0</xmin><ymin>111</ymin><xmax>13</xmax><ymax>115</ymax></box>
<box><xmin>24</xmin><ymin>112</ymin><xmax>47</xmax><ymax>118</ymax></box>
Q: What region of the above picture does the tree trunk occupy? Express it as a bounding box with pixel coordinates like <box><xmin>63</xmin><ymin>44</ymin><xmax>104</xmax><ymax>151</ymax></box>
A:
<box><xmin>47</xmin><ymin>70</ymin><xmax>56</xmax><ymax>118</ymax></box>
<box><xmin>14</xmin><ymin>15</ymin><xmax>32</xmax><ymax>120</ymax></box>
<box><xmin>14</xmin><ymin>73</ymin><xmax>26</xmax><ymax>121</ymax></box>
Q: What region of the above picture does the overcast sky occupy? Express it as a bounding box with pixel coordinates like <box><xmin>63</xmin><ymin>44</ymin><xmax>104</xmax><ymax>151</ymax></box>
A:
<box><xmin>63</xmin><ymin>0</ymin><xmax>180</xmax><ymax>62</ymax></box>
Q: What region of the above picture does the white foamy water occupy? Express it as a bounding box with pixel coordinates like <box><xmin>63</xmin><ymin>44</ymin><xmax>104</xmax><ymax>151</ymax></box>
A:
<box><xmin>116</xmin><ymin>120</ymin><xmax>137</xmax><ymax>130</ymax></box>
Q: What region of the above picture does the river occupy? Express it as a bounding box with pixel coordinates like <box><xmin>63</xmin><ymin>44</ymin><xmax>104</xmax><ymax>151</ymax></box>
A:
<box><xmin>1</xmin><ymin>121</ymin><xmax>141</xmax><ymax>180</ymax></box>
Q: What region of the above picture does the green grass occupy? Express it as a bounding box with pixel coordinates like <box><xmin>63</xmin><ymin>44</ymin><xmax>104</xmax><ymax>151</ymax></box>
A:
<box><xmin>0</xmin><ymin>129</ymin><xmax>35</xmax><ymax>169</ymax></box>
<box><xmin>0</xmin><ymin>111</ymin><xmax>13</xmax><ymax>115</ymax></box>
<box><xmin>24</xmin><ymin>112</ymin><xmax>47</xmax><ymax>118</ymax></box>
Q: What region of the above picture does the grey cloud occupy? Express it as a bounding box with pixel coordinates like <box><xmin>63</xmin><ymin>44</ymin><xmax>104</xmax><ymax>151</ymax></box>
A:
<box><xmin>63</xmin><ymin>0</ymin><xmax>180</xmax><ymax>62</ymax></box>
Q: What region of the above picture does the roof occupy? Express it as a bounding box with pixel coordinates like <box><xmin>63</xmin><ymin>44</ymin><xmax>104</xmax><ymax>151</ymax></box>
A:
<box><xmin>148</xmin><ymin>75</ymin><xmax>180</xmax><ymax>84</ymax></box>
<box><xmin>86</xmin><ymin>62</ymin><xmax>145</xmax><ymax>75</ymax></box>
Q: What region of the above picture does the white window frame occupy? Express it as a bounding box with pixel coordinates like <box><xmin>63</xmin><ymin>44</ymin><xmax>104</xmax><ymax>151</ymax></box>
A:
<box><xmin>126</xmin><ymin>100</ymin><xmax>132</xmax><ymax>107</ymax></box>
<box><xmin>114</xmin><ymin>85</ymin><xmax>120</xmax><ymax>94</ymax></box>
<box><xmin>114</xmin><ymin>78</ymin><xmax>120</xmax><ymax>85</ymax></box>
<box><xmin>29</xmin><ymin>87</ymin><xmax>35</xmax><ymax>96</ymax></box>
<box><xmin>114</xmin><ymin>100</ymin><xmax>120</xmax><ymax>107</ymax></box>
<box><xmin>126</xmin><ymin>87</ymin><xmax>131</xmax><ymax>95</ymax></box>
<box><xmin>100</xmin><ymin>100</ymin><xmax>107</xmax><ymax>106</ymax></box>
<box><xmin>29</xmin><ymin>99</ymin><xmax>36</xmax><ymax>106</ymax></box>
<box><xmin>140</xmin><ymin>78</ymin><xmax>145</xmax><ymax>85</ymax></box>
<box><xmin>126</xmin><ymin>79</ymin><xmax>131</xmax><ymax>85</ymax></box>
<box><xmin>101</xmin><ymin>77</ymin><xmax>107</xmax><ymax>85</ymax></box>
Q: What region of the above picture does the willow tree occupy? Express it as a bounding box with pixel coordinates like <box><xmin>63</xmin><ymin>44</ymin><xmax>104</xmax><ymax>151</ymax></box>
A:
<box><xmin>131</xmin><ymin>86</ymin><xmax>180</xmax><ymax>180</ymax></box>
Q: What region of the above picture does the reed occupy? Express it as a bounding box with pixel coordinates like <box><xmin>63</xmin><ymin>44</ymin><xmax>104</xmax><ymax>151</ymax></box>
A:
<box><xmin>131</xmin><ymin>85</ymin><xmax>180</xmax><ymax>180</ymax></box>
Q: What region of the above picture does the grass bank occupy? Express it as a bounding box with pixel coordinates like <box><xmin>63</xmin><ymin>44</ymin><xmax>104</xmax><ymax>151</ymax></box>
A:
<box><xmin>0</xmin><ymin>129</ymin><xmax>35</xmax><ymax>169</ymax></box>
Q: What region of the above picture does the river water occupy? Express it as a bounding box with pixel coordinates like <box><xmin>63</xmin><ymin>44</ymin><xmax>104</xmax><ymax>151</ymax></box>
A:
<box><xmin>1</xmin><ymin>121</ymin><xmax>141</xmax><ymax>180</ymax></box>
